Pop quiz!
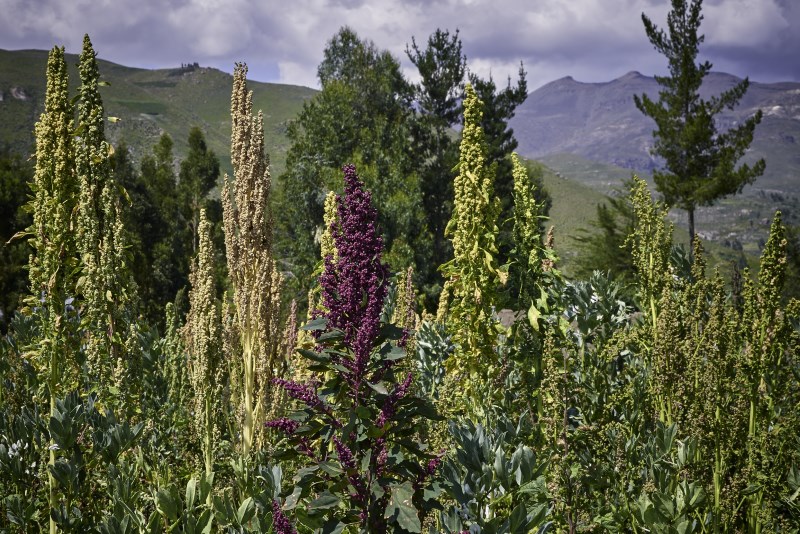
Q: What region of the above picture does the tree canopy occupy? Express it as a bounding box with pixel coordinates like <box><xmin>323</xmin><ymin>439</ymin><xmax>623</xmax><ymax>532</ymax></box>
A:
<box><xmin>634</xmin><ymin>0</ymin><xmax>765</xmax><ymax>246</ymax></box>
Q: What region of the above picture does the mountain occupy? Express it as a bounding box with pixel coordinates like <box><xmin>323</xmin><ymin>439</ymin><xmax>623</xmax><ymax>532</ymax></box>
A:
<box><xmin>513</xmin><ymin>71</ymin><xmax>800</xmax><ymax>256</ymax></box>
<box><xmin>512</xmin><ymin>71</ymin><xmax>800</xmax><ymax>194</ymax></box>
<box><xmin>0</xmin><ymin>49</ymin><xmax>317</xmax><ymax>174</ymax></box>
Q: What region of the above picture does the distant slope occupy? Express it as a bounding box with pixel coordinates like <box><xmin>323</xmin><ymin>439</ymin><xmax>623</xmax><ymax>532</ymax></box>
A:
<box><xmin>515</xmin><ymin>71</ymin><xmax>800</xmax><ymax>260</ymax></box>
<box><xmin>513</xmin><ymin>71</ymin><xmax>800</xmax><ymax>194</ymax></box>
<box><xmin>0</xmin><ymin>49</ymin><xmax>317</xmax><ymax>174</ymax></box>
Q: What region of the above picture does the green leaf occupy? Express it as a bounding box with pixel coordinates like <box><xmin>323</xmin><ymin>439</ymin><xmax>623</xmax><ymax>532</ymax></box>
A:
<box><xmin>318</xmin><ymin>461</ymin><xmax>344</xmax><ymax>476</ymax></box>
<box><xmin>236</xmin><ymin>497</ymin><xmax>255</xmax><ymax>525</ymax></box>
<box><xmin>301</xmin><ymin>317</ymin><xmax>328</xmax><ymax>331</ymax></box>
<box><xmin>318</xmin><ymin>329</ymin><xmax>344</xmax><ymax>342</ymax></box>
<box><xmin>185</xmin><ymin>478</ymin><xmax>197</xmax><ymax>510</ymax></box>
<box><xmin>367</xmin><ymin>381</ymin><xmax>389</xmax><ymax>395</ymax></box>
<box><xmin>308</xmin><ymin>490</ymin><xmax>340</xmax><ymax>510</ymax></box>
<box><xmin>384</xmin><ymin>345</ymin><xmax>406</xmax><ymax>361</ymax></box>
<box><xmin>509</xmin><ymin>502</ymin><xmax>528</xmax><ymax>534</ymax></box>
<box><xmin>527</xmin><ymin>302</ymin><xmax>540</xmax><ymax>331</ymax></box>
<box><xmin>321</xmin><ymin>519</ymin><xmax>346</xmax><ymax>534</ymax></box>
<box><xmin>384</xmin><ymin>481</ymin><xmax>421</xmax><ymax>532</ymax></box>
<box><xmin>156</xmin><ymin>487</ymin><xmax>179</xmax><ymax>522</ymax></box>
<box><xmin>197</xmin><ymin>509</ymin><xmax>214</xmax><ymax>534</ymax></box>
<box><xmin>298</xmin><ymin>349</ymin><xmax>329</xmax><ymax>363</ymax></box>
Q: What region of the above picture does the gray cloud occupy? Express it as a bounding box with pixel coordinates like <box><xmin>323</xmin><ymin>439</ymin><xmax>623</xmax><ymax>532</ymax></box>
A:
<box><xmin>0</xmin><ymin>0</ymin><xmax>796</xmax><ymax>90</ymax></box>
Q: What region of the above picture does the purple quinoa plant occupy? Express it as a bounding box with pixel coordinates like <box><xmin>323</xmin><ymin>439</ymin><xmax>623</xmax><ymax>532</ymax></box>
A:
<box><xmin>268</xmin><ymin>165</ymin><xmax>443</xmax><ymax>533</ymax></box>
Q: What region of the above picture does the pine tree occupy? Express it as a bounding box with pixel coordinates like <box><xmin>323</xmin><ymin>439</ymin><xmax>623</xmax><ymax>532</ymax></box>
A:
<box><xmin>634</xmin><ymin>0</ymin><xmax>764</xmax><ymax>248</ymax></box>
<box><xmin>406</xmin><ymin>29</ymin><xmax>466</xmax><ymax>283</ymax></box>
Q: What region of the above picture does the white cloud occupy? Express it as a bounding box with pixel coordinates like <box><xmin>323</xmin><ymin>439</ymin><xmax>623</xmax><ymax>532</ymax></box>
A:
<box><xmin>1</xmin><ymin>0</ymin><xmax>797</xmax><ymax>87</ymax></box>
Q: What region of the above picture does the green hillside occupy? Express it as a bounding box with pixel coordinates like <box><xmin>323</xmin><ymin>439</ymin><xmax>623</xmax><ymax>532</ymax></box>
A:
<box><xmin>0</xmin><ymin>49</ymin><xmax>317</xmax><ymax>175</ymax></box>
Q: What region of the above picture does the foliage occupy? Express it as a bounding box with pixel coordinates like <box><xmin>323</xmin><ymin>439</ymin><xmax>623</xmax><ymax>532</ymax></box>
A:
<box><xmin>0</xmin><ymin>146</ymin><xmax>33</xmax><ymax>334</ymax></box>
<box><xmin>223</xmin><ymin>63</ymin><xmax>285</xmax><ymax>457</ymax></box>
<box><xmin>635</xmin><ymin>0</ymin><xmax>765</xmax><ymax>245</ymax></box>
<box><xmin>269</xmin><ymin>165</ymin><xmax>442</xmax><ymax>533</ymax></box>
<box><xmin>438</xmin><ymin>83</ymin><xmax>502</xmax><ymax>417</ymax></box>
<box><xmin>468</xmin><ymin>66</ymin><xmax>528</xmax><ymax>259</ymax></box>
<box><xmin>437</xmin><ymin>416</ymin><xmax>551</xmax><ymax>533</ymax></box>
<box><xmin>572</xmin><ymin>177</ymin><xmax>637</xmax><ymax>283</ymax></box>
<box><xmin>75</xmin><ymin>34</ymin><xmax>140</xmax><ymax>404</ymax></box>
<box><xmin>406</xmin><ymin>29</ymin><xmax>466</xmax><ymax>294</ymax></box>
<box><xmin>276</xmin><ymin>27</ymin><xmax>432</xmax><ymax>309</ymax></box>
<box><xmin>2</xmin><ymin>31</ymin><xmax>799</xmax><ymax>534</ymax></box>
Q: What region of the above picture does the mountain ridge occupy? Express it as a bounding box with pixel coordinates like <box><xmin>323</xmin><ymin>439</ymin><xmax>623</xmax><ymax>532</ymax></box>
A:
<box><xmin>512</xmin><ymin>70</ymin><xmax>800</xmax><ymax>194</ymax></box>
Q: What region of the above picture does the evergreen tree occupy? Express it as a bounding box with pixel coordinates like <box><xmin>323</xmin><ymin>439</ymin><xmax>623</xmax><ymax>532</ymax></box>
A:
<box><xmin>138</xmin><ymin>134</ymin><xmax>188</xmax><ymax>323</ymax></box>
<box><xmin>276</xmin><ymin>27</ymin><xmax>431</xmax><ymax>306</ymax></box>
<box><xmin>0</xmin><ymin>146</ymin><xmax>33</xmax><ymax>334</ymax></box>
<box><xmin>635</xmin><ymin>0</ymin><xmax>764</xmax><ymax>247</ymax></box>
<box><xmin>406</xmin><ymin>29</ymin><xmax>466</xmax><ymax>288</ymax></box>
<box><xmin>407</xmin><ymin>29</ymin><xmax>531</xmax><ymax>296</ymax></box>
<box><xmin>573</xmin><ymin>178</ymin><xmax>637</xmax><ymax>282</ymax></box>
<box><xmin>178</xmin><ymin>126</ymin><xmax>220</xmax><ymax>255</ymax></box>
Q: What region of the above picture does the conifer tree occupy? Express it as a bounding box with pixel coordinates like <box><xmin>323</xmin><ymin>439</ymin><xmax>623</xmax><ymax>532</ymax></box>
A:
<box><xmin>635</xmin><ymin>0</ymin><xmax>764</xmax><ymax>247</ymax></box>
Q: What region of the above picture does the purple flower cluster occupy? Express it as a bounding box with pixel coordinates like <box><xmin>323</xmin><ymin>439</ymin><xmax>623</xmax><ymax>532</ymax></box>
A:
<box><xmin>376</xmin><ymin>372</ymin><xmax>413</xmax><ymax>428</ymax></box>
<box><xmin>272</xmin><ymin>378</ymin><xmax>321</xmax><ymax>409</ymax></box>
<box><xmin>318</xmin><ymin>164</ymin><xmax>389</xmax><ymax>391</ymax></box>
<box><xmin>415</xmin><ymin>450</ymin><xmax>445</xmax><ymax>489</ymax></box>
<box><xmin>272</xmin><ymin>500</ymin><xmax>296</xmax><ymax>534</ymax></box>
<box><xmin>333</xmin><ymin>436</ymin><xmax>356</xmax><ymax>469</ymax></box>
<box><xmin>265</xmin><ymin>417</ymin><xmax>300</xmax><ymax>435</ymax></box>
<box><xmin>334</xmin><ymin>436</ymin><xmax>369</xmax><ymax>507</ymax></box>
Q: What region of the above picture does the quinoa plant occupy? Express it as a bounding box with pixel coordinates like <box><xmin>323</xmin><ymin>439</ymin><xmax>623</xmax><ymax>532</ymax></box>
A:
<box><xmin>222</xmin><ymin>63</ymin><xmax>285</xmax><ymax>457</ymax></box>
<box><xmin>75</xmin><ymin>34</ymin><xmax>139</xmax><ymax>405</ymax></box>
<box><xmin>438</xmin><ymin>83</ymin><xmax>502</xmax><ymax>418</ymax></box>
<box><xmin>185</xmin><ymin>209</ymin><xmax>223</xmax><ymax>486</ymax></box>
<box><xmin>269</xmin><ymin>165</ymin><xmax>442</xmax><ymax>533</ymax></box>
<box><xmin>24</xmin><ymin>46</ymin><xmax>81</xmax><ymax>534</ymax></box>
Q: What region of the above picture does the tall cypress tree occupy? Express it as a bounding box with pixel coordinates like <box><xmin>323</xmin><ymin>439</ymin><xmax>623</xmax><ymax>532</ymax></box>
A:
<box><xmin>634</xmin><ymin>0</ymin><xmax>764</xmax><ymax>247</ymax></box>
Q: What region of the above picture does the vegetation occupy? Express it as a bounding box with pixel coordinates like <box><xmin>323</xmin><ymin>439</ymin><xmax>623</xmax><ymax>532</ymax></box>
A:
<box><xmin>276</xmin><ymin>27</ymin><xmax>536</xmax><ymax>310</ymax></box>
<box><xmin>1</xmin><ymin>28</ymin><xmax>799</xmax><ymax>534</ymax></box>
<box><xmin>635</xmin><ymin>0</ymin><xmax>765</xmax><ymax>248</ymax></box>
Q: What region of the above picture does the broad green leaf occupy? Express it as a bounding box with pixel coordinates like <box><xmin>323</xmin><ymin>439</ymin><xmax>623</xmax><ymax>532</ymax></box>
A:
<box><xmin>236</xmin><ymin>497</ymin><xmax>255</xmax><ymax>525</ymax></box>
<box><xmin>185</xmin><ymin>478</ymin><xmax>197</xmax><ymax>510</ymax></box>
<box><xmin>309</xmin><ymin>490</ymin><xmax>340</xmax><ymax>510</ymax></box>
<box><xmin>384</xmin><ymin>481</ymin><xmax>421</xmax><ymax>533</ymax></box>
<box><xmin>527</xmin><ymin>302</ymin><xmax>540</xmax><ymax>331</ymax></box>
<box><xmin>300</xmin><ymin>316</ymin><xmax>328</xmax><ymax>331</ymax></box>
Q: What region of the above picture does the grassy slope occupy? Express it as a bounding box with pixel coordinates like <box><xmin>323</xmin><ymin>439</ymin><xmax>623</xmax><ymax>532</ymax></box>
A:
<box><xmin>0</xmin><ymin>49</ymin><xmax>316</xmax><ymax>175</ymax></box>
<box><xmin>2</xmin><ymin>49</ymin><xmax>764</xmax><ymax>279</ymax></box>
<box><xmin>535</xmin><ymin>153</ymin><xmax>764</xmax><ymax>276</ymax></box>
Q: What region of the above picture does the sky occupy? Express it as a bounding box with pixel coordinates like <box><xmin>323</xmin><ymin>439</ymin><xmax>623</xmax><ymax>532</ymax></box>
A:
<box><xmin>1</xmin><ymin>0</ymin><xmax>798</xmax><ymax>91</ymax></box>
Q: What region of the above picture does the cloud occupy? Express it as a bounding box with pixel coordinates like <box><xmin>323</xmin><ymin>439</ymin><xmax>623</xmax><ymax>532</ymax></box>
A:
<box><xmin>1</xmin><ymin>0</ymin><xmax>797</xmax><ymax>89</ymax></box>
